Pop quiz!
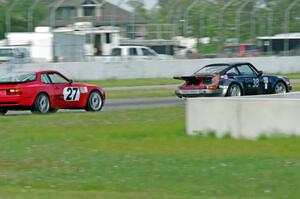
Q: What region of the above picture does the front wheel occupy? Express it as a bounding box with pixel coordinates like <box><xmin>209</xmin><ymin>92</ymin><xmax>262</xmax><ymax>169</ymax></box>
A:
<box><xmin>227</xmin><ymin>84</ymin><xmax>242</xmax><ymax>97</ymax></box>
<box><xmin>86</xmin><ymin>91</ymin><xmax>103</xmax><ymax>112</ymax></box>
<box><xmin>273</xmin><ymin>82</ymin><xmax>287</xmax><ymax>94</ymax></box>
<box><xmin>32</xmin><ymin>93</ymin><xmax>50</xmax><ymax>114</ymax></box>
<box><xmin>49</xmin><ymin>108</ymin><xmax>58</xmax><ymax>113</ymax></box>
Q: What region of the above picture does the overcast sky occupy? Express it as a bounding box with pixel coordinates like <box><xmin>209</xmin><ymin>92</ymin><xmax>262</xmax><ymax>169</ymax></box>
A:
<box><xmin>106</xmin><ymin>0</ymin><xmax>158</xmax><ymax>10</ymax></box>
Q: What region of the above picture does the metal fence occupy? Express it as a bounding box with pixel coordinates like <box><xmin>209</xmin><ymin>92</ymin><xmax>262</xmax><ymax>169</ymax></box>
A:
<box><xmin>2</xmin><ymin>0</ymin><xmax>300</xmax><ymax>61</ymax></box>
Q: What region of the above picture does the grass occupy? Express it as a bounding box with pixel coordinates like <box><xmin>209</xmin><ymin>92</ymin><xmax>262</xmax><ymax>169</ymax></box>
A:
<box><xmin>1</xmin><ymin>106</ymin><xmax>300</xmax><ymax>198</ymax></box>
<box><xmin>81</xmin><ymin>78</ymin><xmax>181</xmax><ymax>88</ymax></box>
<box><xmin>282</xmin><ymin>73</ymin><xmax>300</xmax><ymax>79</ymax></box>
<box><xmin>81</xmin><ymin>78</ymin><xmax>180</xmax><ymax>99</ymax></box>
<box><xmin>292</xmin><ymin>81</ymin><xmax>300</xmax><ymax>91</ymax></box>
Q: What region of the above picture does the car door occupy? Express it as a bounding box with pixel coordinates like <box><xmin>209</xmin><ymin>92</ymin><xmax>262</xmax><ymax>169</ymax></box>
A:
<box><xmin>236</xmin><ymin>64</ymin><xmax>263</xmax><ymax>95</ymax></box>
<box><xmin>128</xmin><ymin>47</ymin><xmax>139</xmax><ymax>60</ymax></box>
<box><xmin>40</xmin><ymin>73</ymin><xmax>60</xmax><ymax>108</ymax></box>
<box><xmin>47</xmin><ymin>72</ymin><xmax>81</xmax><ymax>108</ymax></box>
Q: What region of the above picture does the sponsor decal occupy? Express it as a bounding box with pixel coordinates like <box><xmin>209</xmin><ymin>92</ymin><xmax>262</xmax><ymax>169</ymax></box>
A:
<box><xmin>180</xmin><ymin>90</ymin><xmax>200</xmax><ymax>94</ymax></box>
<box><xmin>80</xmin><ymin>87</ymin><xmax>88</xmax><ymax>93</ymax></box>
<box><xmin>263</xmin><ymin>77</ymin><xmax>269</xmax><ymax>89</ymax></box>
<box><xmin>219</xmin><ymin>85</ymin><xmax>228</xmax><ymax>89</ymax></box>
<box><xmin>221</xmin><ymin>75</ymin><xmax>229</xmax><ymax>80</ymax></box>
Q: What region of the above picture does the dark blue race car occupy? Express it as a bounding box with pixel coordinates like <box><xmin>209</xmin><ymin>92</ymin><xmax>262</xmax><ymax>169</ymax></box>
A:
<box><xmin>174</xmin><ymin>62</ymin><xmax>292</xmax><ymax>97</ymax></box>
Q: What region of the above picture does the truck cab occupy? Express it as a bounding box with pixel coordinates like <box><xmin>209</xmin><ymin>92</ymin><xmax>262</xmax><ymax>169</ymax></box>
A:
<box><xmin>110</xmin><ymin>46</ymin><xmax>172</xmax><ymax>61</ymax></box>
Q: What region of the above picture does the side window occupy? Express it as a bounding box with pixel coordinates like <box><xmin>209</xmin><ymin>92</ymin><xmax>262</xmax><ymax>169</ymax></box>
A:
<box><xmin>129</xmin><ymin>48</ymin><xmax>138</xmax><ymax>56</ymax></box>
<box><xmin>41</xmin><ymin>74</ymin><xmax>51</xmax><ymax>84</ymax></box>
<box><xmin>237</xmin><ymin>65</ymin><xmax>256</xmax><ymax>76</ymax></box>
<box><xmin>105</xmin><ymin>33</ymin><xmax>111</xmax><ymax>44</ymax></box>
<box><xmin>226</xmin><ymin>67</ymin><xmax>239</xmax><ymax>76</ymax></box>
<box><xmin>111</xmin><ymin>48</ymin><xmax>121</xmax><ymax>56</ymax></box>
<box><xmin>142</xmin><ymin>48</ymin><xmax>156</xmax><ymax>56</ymax></box>
<box><xmin>142</xmin><ymin>48</ymin><xmax>151</xmax><ymax>56</ymax></box>
<box><xmin>48</xmin><ymin>73</ymin><xmax>69</xmax><ymax>84</ymax></box>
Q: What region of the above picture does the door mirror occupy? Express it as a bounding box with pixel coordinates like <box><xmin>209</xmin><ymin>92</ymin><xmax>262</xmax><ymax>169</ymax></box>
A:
<box><xmin>68</xmin><ymin>79</ymin><xmax>73</xmax><ymax>85</ymax></box>
<box><xmin>258</xmin><ymin>71</ymin><xmax>263</xmax><ymax>76</ymax></box>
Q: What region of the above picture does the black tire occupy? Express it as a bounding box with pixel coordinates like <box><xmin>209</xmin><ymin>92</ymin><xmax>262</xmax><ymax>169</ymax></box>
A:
<box><xmin>32</xmin><ymin>93</ymin><xmax>50</xmax><ymax>114</ymax></box>
<box><xmin>86</xmin><ymin>91</ymin><xmax>103</xmax><ymax>112</ymax></box>
<box><xmin>226</xmin><ymin>83</ymin><xmax>242</xmax><ymax>97</ymax></box>
<box><xmin>0</xmin><ymin>109</ymin><xmax>7</xmax><ymax>115</ymax></box>
<box><xmin>49</xmin><ymin>108</ymin><xmax>58</xmax><ymax>113</ymax></box>
<box><xmin>273</xmin><ymin>82</ymin><xmax>287</xmax><ymax>94</ymax></box>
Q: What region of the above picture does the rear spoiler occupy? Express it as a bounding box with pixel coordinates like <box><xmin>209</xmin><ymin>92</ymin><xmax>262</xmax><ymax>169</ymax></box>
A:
<box><xmin>173</xmin><ymin>75</ymin><xmax>214</xmax><ymax>81</ymax></box>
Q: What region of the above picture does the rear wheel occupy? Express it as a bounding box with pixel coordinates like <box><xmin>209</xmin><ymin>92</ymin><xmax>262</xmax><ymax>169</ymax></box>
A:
<box><xmin>32</xmin><ymin>93</ymin><xmax>50</xmax><ymax>114</ymax></box>
<box><xmin>86</xmin><ymin>91</ymin><xmax>103</xmax><ymax>112</ymax></box>
<box><xmin>273</xmin><ymin>82</ymin><xmax>287</xmax><ymax>94</ymax></box>
<box><xmin>0</xmin><ymin>109</ymin><xmax>7</xmax><ymax>115</ymax></box>
<box><xmin>227</xmin><ymin>84</ymin><xmax>242</xmax><ymax>97</ymax></box>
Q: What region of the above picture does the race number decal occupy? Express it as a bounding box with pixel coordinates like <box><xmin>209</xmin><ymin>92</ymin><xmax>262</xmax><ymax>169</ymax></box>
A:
<box><xmin>63</xmin><ymin>87</ymin><xmax>80</xmax><ymax>101</ymax></box>
<box><xmin>253</xmin><ymin>78</ymin><xmax>259</xmax><ymax>88</ymax></box>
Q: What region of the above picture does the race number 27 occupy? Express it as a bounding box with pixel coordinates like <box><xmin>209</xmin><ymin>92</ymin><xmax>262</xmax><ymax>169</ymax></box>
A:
<box><xmin>63</xmin><ymin>87</ymin><xmax>80</xmax><ymax>101</ymax></box>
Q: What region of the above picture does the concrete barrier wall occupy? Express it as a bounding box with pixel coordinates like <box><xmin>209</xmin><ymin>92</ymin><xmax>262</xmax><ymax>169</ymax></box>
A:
<box><xmin>186</xmin><ymin>92</ymin><xmax>300</xmax><ymax>139</ymax></box>
<box><xmin>1</xmin><ymin>56</ymin><xmax>300</xmax><ymax>80</ymax></box>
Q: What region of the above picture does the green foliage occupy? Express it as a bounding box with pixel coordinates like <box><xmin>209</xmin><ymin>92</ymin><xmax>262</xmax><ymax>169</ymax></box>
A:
<box><xmin>126</xmin><ymin>0</ymin><xmax>148</xmax><ymax>20</ymax></box>
<box><xmin>82</xmin><ymin>78</ymin><xmax>181</xmax><ymax>87</ymax></box>
<box><xmin>154</xmin><ymin>0</ymin><xmax>300</xmax><ymax>53</ymax></box>
<box><xmin>0</xmin><ymin>0</ymin><xmax>49</xmax><ymax>38</ymax></box>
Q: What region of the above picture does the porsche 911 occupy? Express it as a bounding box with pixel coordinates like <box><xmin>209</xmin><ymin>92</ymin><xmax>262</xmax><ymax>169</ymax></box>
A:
<box><xmin>174</xmin><ymin>62</ymin><xmax>292</xmax><ymax>98</ymax></box>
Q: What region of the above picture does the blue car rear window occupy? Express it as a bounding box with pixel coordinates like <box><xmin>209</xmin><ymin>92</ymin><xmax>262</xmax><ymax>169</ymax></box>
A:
<box><xmin>194</xmin><ymin>65</ymin><xmax>228</xmax><ymax>74</ymax></box>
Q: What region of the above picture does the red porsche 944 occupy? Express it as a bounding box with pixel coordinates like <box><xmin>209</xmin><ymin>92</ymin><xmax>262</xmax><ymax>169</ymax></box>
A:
<box><xmin>0</xmin><ymin>70</ymin><xmax>105</xmax><ymax>115</ymax></box>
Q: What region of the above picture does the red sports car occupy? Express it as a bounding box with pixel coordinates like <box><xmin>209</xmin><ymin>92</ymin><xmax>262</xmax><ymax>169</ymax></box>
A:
<box><xmin>0</xmin><ymin>70</ymin><xmax>105</xmax><ymax>115</ymax></box>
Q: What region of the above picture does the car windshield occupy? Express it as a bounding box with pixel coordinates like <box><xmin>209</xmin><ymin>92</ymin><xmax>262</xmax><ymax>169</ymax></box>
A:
<box><xmin>0</xmin><ymin>72</ymin><xmax>37</xmax><ymax>83</ymax></box>
<box><xmin>194</xmin><ymin>65</ymin><xmax>229</xmax><ymax>74</ymax></box>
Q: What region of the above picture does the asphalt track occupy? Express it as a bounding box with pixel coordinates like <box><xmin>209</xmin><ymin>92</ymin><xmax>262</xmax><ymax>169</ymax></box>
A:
<box><xmin>4</xmin><ymin>79</ymin><xmax>300</xmax><ymax>115</ymax></box>
<box><xmin>6</xmin><ymin>97</ymin><xmax>185</xmax><ymax>116</ymax></box>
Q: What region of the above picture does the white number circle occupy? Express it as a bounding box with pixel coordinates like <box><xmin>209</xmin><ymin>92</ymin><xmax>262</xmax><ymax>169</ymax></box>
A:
<box><xmin>63</xmin><ymin>87</ymin><xmax>80</xmax><ymax>101</ymax></box>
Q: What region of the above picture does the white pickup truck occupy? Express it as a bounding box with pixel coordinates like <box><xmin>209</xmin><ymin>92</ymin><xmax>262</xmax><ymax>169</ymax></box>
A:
<box><xmin>0</xmin><ymin>46</ymin><xmax>30</xmax><ymax>63</ymax></box>
<box><xmin>110</xmin><ymin>46</ymin><xmax>173</xmax><ymax>61</ymax></box>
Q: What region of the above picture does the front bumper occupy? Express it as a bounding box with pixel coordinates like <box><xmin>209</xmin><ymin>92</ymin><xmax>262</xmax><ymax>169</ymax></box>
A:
<box><xmin>175</xmin><ymin>88</ymin><xmax>227</xmax><ymax>98</ymax></box>
<box><xmin>288</xmin><ymin>85</ymin><xmax>292</xmax><ymax>92</ymax></box>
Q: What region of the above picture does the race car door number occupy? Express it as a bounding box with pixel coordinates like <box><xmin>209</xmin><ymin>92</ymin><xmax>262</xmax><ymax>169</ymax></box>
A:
<box><xmin>253</xmin><ymin>78</ymin><xmax>259</xmax><ymax>88</ymax></box>
<box><xmin>63</xmin><ymin>87</ymin><xmax>80</xmax><ymax>101</ymax></box>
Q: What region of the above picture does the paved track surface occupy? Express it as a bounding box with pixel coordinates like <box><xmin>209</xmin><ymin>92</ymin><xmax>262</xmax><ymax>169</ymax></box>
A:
<box><xmin>6</xmin><ymin>97</ymin><xmax>184</xmax><ymax>116</ymax></box>
<box><xmin>291</xmin><ymin>79</ymin><xmax>300</xmax><ymax>83</ymax></box>
<box><xmin>103</xmin><ymin>97</ymin><xmax>184</xmax><ymax>111</ymax></box>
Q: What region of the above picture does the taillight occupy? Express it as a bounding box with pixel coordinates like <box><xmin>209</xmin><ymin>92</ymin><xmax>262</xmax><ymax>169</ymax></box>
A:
<box><xmin>207</xmin><ymin>85</ymin><xmax>217</xmax><ymax>90</ymax></box>
<box><xmin>7</xmin><ymin>88</ymin><xmax>22</xmax><ymax>95</ymax></box>
<box><xmin>207</xmin><ymin>74</ymin><xmax>220</xmax><ymax>90</ymax></box>
<box><xmin>215</xmin><ymin>74</ymin><xmax>220</xmax><ymax>87</ymax></box>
